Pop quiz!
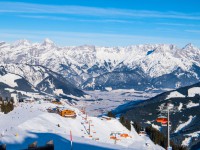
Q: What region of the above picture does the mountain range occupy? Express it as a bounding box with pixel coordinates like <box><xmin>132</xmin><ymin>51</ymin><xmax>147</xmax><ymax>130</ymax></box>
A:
<box><xmin>0</xmin><ymin>39</ymin><xmax>200</xmax><ymax>92</ymax></box>
<box><xmin>1</xmin><ymin>39</ymin><xmax>200</xmax><ymax>149</ymax></box>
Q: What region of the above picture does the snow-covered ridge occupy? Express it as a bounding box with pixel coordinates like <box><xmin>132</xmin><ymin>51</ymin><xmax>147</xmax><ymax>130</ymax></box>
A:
<box><xmin>0</xmin><ymin>39</ymin><xmax>199</xmax><ymax>76</ymax></box>
<box><xmin>3</xmin><ymin>64</ymin><xmax>49</xmax><ymax>86</ymax></box>
<box><xmin>0</xmin><ymin>64</ymin><xmax>85</xmax><ymax>99</ymax></box>
<box><xmin>0</xmin><ymin>39</ymin><xmax>200</xmax><ymax>90</ymax></box>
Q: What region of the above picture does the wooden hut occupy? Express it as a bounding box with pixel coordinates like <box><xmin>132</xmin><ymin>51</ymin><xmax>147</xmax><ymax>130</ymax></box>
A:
<box><xmin>120</xmin><ymin>133</ymin><xmax>129</xmax><ymax>138</ymax></box>
<box><xmin>60</xmin><ymin>109</ymin><xmax>76</xmax><ymax>118</ymax></box>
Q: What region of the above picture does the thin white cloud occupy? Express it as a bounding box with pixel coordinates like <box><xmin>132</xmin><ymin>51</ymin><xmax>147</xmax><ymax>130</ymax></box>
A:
<box><xmin>157</xmin><ymin>23</ymin><xmax>200</xmax><ymax>27</ymax></box>
<box><xmin>185</xmin><ymin>30</ymin><xmax>200</xmax><ymax>33</ymax></box>
<box><xmin>18</xmin><ymin>15</ymin><xmax>136</xmax><ymax>23</ymax></box>
<box><xmin>0</xmin><ymin>2</ymin><xmax>200</xmax><ymax>20</ymax></box>
<box><xmin>18</xmin><ymin>15</ymin><xmax>70</xmax><ymax>21</ymax></box>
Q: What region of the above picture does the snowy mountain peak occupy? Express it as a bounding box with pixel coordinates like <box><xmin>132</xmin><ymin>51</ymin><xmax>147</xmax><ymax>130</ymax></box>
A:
<box><xmin>13</xmin><ymin>39</ymin><xmax>31</xmax><ymax>47</ymax></box>
<box><xmin>0</xmin><ymin>41</ymin><xmax>6</xmax><ymax>46</ymax></box>
<box><xmin>41</xmin><ymin>38</ymin><xmax>55</xmax><ymax>47</ymax></box>
<box><xmin>0</xmin><ymin>41</ymin><xmax>5</xmax><ymax>44</ymax></box>
<box><xmin>0</xmin><ymin>39</ymin><xmax>200</xmax><ymax>91</ymax></box>
<box><xmin>183</xmin><ymin>43</ymin><xmax>194</xmax><ymax>50</ymax></box>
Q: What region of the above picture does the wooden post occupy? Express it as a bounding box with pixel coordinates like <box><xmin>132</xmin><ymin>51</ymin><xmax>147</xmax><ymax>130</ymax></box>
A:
<box><xmin>70</xmin><ymin>130</ymin><xmax>73</xmax><ymax>150</ymax></box>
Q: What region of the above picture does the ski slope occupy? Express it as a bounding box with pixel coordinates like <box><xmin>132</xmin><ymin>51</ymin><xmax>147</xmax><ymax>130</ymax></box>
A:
<box><xmin>0</xmin><ymin>100</ymin><xmax>163</xmax><ymax>150</ymax></box>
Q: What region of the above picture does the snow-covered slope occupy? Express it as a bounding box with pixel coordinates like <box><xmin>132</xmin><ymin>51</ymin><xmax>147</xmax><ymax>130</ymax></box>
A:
<box><xmin>121</xmin><ymin>82</ymin><xmax>200</xmax><ymax>149</ymax></box>
<box><xmin>0</xmin><ymin>100</ymin><xmax>163</xmax><ymax>150</ymax></box>
<box><xmin>0</xmin><ymin>39</ymin><xmax>200</xmax><ymax>90</ymax></box>
<box><xmin>0</xmin><ymin>65</ymin><xmax>38</xmax><ymax>98</ymax></box>
<box><xmin>0</xmin><ymin>64</ymin><xmax>85</xmax><ymax>99</ymax></box>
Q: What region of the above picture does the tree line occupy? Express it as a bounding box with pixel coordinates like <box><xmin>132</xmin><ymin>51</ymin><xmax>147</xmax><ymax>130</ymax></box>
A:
<box><xmin>107</xmin><ymin>111</ymin><xmax>187</xmax><ymax>150</ymax></box>
<box><xmin>0</xmin><ymin>96</ymin><xmax>14</xmax><ymax>114</ymax></box>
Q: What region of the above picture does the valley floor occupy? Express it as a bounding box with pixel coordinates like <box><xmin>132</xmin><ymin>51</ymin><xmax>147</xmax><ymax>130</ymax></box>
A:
<box><xmin>76</xmin><ymin>89</ymin><xmax>164</xmax><ymax>116</ymax></box>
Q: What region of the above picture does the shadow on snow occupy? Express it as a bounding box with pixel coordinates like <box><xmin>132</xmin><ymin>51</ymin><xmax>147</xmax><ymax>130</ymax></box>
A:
<box><xmin>0</xmin><ymin>132</ymin><xmax>116</xmax><ymax>150</ymax></box>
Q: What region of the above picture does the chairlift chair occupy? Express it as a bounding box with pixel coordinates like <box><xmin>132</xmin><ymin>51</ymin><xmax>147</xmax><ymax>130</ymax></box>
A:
<box><xmin>156</xmin><ymin>115</ymin><xmax>168</xmax><ymax>123</ymax></box>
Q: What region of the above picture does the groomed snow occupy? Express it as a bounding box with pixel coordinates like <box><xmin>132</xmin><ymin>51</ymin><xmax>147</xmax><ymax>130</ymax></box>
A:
<box><xmin>0</xmin><ymin>100</ymin><xmax>163</xmax><ymax>150</ymax></box>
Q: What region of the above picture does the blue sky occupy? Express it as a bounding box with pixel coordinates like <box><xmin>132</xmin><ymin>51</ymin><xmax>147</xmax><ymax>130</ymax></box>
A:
<box><xmin>0</xmin><ymin>0</ymin><xmax>200</xmax><ymax>47</ymax></box>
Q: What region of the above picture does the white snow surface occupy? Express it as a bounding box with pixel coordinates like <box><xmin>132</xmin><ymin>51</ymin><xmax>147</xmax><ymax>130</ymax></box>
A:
<box><xmin>0</xmin><ymin>73</ymin><xmax>21</xmax><ymax>87</ymax></box>
<box><xmin>0</xmin><ymin>40</ymin><xmax>200</xmax><ymax>86</ymax></box>
<box><xmin>182</xmin><ymin>131</ymin><xmax>200</xmax><ymax>146</ymax></box>
<box><xmin>182</xmin><ymin>137</ymin><xmax>191</xmax><ymax>146</ymax></box>
<box><xmin>152</xmin><ymin>124</ymin><xmax>161</xmax><ymax>131</ymax></box>
<box><xmin>166</xmin><ymin>91</ymin><xmax>185</xmax><ymax>100</ymax></box>
<box><xmin>186</xmin><ymin>101</ymin><xmax>199</xmax><ymax>108</ymax></box>
<box><xmin>187</xmin><ymin>131</ymin><xmax>200</xmax><ymax>138</ymax></box>
<box><xmin>3</xmin><ymin>64</ymin><xmax>49</xmax><ymax>87</ymax></box>
<box><xmin>0</xmin><ymin>100</ymin><xmax>163</xmax><ymax>150</ymax></box>
<box><xmin>178</xmin><ymin>103</ymin><xmax>183</xmax><ymax>111</ymax></box>
<box><xmin>175</xmin><ymin>116</ymin><xmax>195</xmax><ymax>133</ymax></box>
<box><xmin>188</xmin><ymin>87</ymin><xmax>200</xmax><ymax>97</ymax></box>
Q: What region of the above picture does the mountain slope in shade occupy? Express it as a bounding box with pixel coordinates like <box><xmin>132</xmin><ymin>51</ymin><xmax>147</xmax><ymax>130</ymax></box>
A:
<box><xmin>119</xmin><ymin>82</ymin><xmax>200</xmax><ymax>149</ymax></box>
<box><xmin>0</xmin><ymin>40</ymin><xmax>200</xmax><ymax>90</ymax></box>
